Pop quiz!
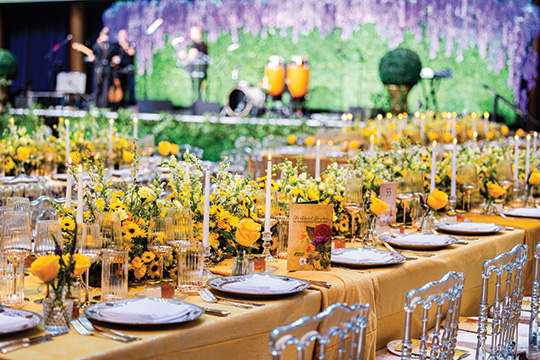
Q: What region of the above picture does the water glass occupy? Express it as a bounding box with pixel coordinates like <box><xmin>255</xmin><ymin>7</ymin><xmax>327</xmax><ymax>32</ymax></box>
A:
<box><xmin>1</xmin><ymin>211</ymin><xmax>32</xmax><ymax>255</ymax></box>
<box><xmin>509</xmin><ymin>179</ymin><xmax>526</xmax><ymax>208</ymax></box>
<box><xmin>35</xmin><ymin>220</ymin><xmax>62</xmax><ymax>257</ymax></box>
<box><xmin>148</xmin><ymin>217</ymin><xmax>173</xmax><ymax>280</ymax></box>
<box><xmin>101</xmin><ymin>249</ymin><xmax>128</xmax><ymax>301</ymax></box>
<box><xmin>166</xmin><ymin>208</ymin><xmax>193</xmax><ymax>246</ymax></box>
<box><xmin>0</xmin><ymin>253</ymin><xmax>25</xmax><ymax>308</ymax></box>
<box><xmin>98</xmin><ymin>212</ymin><xmax>123</xmax><ymax>249</ymax></box>
<box><xmin>343</xmin><ymin>178</ymin><xmax>363</xmax><ymax>242</ymax></box>
<box><xmin>177</xmin><ymin>241</ymin><xmax>204</xmax><ymax>293</ymax></box>
<box><xmin>77</xmin><ymin>223</ymin><xmax>101</xmax><ymax>305</ymax></box>
<box><xmin>6</xmin><ymin>197</ymin><xmax>30</xmax><ymax>212</ymax></box>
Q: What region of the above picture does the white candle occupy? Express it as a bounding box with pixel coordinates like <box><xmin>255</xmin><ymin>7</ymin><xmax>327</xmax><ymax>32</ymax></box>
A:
<box><xmin>65</xmin><ymin>119</ymin><xmax>70</xmax><ymax>164</ymax></box>
<box><xmin>397</xmin><ymin>114</ymin><xmax>403</xmax><ymax>138</ymax></box>
<box><xmin>108</xmin><ymin>118</ymin><xmax>114</xmax><ymax>156</ymax></box>
<box><xmin>473</xmin><ymin>131</ymin><xmax>478</xmax><ymax>149</ymax></box>
<box><xmin>315</xmin><ymin>140</ymin><xmax>321</xmax><ymax>179</ymax></box>
<box><xmin>9</xmin><ymin>118</ymin><xmax>15</xmax><ymax>136</ymax></box>
<box><xmin>514</xmin><ymin>135</ymin><xmax>520</xmax><ymax>181</ymax></box>
<box><xmin>534</xmin><ymin>132</ymin><xmax>538</xmax><ymax>152</ymax></box>
<box><xmin>471</xmin><ymin>113</ymin><xmax>476</xmax><ymax>133</ymax></box>
<box><xmin>369</xmin><ymin>134</ymin><xmax>375</xmax><ymax>155</ymax></box>
<box><xmin>341</xmin><ymin>113</ymin><xmax>347</xmax><ymax>135</ymax></box>
<box><xmin>526</xmin><ymin>134</ymin><xmax>531</xmax><ymax>180</ymax></box>
<box><xmin>483</xmin><ymin>112</ymin><xmax>489</xmax><ymax>135</ymax></box>
<box><xmin>202</xmin><ymin>168</ymin><xmax>210</xmax><ymax>248</ymax></box>
<box><xmin>265</xmin><ymin>153</ymin><xmax>272</xmax><ymax>233</ymax></box>
<box><xmin>77</xmin><ymin>164</ymin><xmax>83</xmax><ymax>224</ymax></box>
<box><xmin>66</xmin><ymin>157</ymin><xmax>72</xmax><ymax>208</ymax></box>
<box><xmin>133</xmin><ymin>117</ymin><xmax>138</xmax><ymax>142</ymax></box>
<box><xmin>376</xmin><ymin>114</ymin><xmax>382</xmax><ymax>143</ymax></box>
<box><xmin>420</xmin><ymin>115</ymin><xmax>425</xmax><ymax>145</ymax></box>
<box><xmin>430</xmin><ymin>141</ymin><xmax>437</xmax><ymax>193</ymax></box>
<box><xmin>184</xmin><ymin>149</ymin><xmax>191</xmax><ymax>176</ymax></box>
<box><xmin>451</xmin><ymin>116</ymin><xmax>456</xmax><ymax>138</ymax></box>
<box><xmin>451</xmin><ymin>138</ymin><xmax>457</xmax><ymax>197</ymax></box>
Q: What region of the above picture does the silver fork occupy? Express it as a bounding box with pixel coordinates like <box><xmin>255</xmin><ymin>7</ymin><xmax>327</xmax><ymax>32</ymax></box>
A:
<box><xmin>198</xmin><ymin>288</ymin><xmax>252</xmax><ymax>309</ymax></box>
<box><xmin>71</xmin><ymin>319</ymin><xmax>131</xmax><ymax>343</ymax></box>
<box><xmin>78</xmin><ymin>316</ymin><xmax>141</xmax><ymax>342</ymax></box>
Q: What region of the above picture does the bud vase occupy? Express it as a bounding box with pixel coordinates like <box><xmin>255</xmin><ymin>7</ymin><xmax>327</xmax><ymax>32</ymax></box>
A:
<box><xmin>420</xmin><ymin>212</ymin><xmax>435</xmax><ymax>234</ymax></box>
<box><xmin>362</xmin><ymin>217</ymin><xmax>379</xmax><ymax>249</ymax></box>
<box><xmin>231</xmin><ymin>254</ymin><xmax>251</xmax><ymax>275</ymax></box>
<box><xmin>42</xmin><ymin>296</ymin><xmax>73</xmax><ymax>333</ymax></box>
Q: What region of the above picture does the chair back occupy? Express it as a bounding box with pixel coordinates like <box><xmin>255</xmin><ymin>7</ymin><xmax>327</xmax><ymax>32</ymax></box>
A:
<box><xmin>269</xmin><ymin>302</ymin><xmax>370</xmax><ymax>360</ymax></box>
<box><xmin>476</xmin><ymin>244</ymin><xmax>528</xmax><ymax>360</ymax></box>
<box><xmin>529</xmin><ymin>243</ymin><xmax>540</xmax><ymax>356</ymax></box>
<box><xmin>402</xmin><ymin>271</ymin><xmax>466</xmax><ymax>360</ymax></box>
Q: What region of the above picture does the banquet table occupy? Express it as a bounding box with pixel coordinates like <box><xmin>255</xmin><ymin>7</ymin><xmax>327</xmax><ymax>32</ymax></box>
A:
<box><xmin>1</xmin><ymin>225</ymin><xmax>530</xmax><ymax>360</ymax></box>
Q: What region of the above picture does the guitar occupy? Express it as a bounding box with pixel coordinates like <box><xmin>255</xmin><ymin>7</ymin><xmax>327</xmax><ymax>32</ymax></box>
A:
<box><xmin>71</xmin><ymin>42</ymin><xmax>93</xmax><ymax>57</ymax></box>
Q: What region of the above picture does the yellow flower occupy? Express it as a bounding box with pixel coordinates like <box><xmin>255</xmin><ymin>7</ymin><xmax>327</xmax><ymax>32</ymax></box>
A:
<box><xmin>337</xmin><ymin>218</ymin><xmax>349</xmax><ymax>232</ymax></box>
<box><xmin>287</xmin><ymin>135</ymin><xmax>297</xmax><ymax>145</ymax></box>
<box><xmin>158</xmin><ymin>141</ymin><xmax>171</xmax><ymax>156</ymax></box>
<box><xmin>147</xmin><ymin>261</ymin><xmax>161</xmax><ymax>278</ymax></box>
<box><xmin>370</xmin><ymin>197</ymin><xmax>389</xmax><ymax>216</ymax></box>
<box><xmin>529</xmin><ymin>171</ymin><xmax>540</xmax><ymax>185</ymax></box>
<box><xmin>16</xmin><ymin>146</ymin><xmax>31</xmax><ymax>162</ymax></box>
<box><xmin>134</xmin><ymin>265</ymin><xmax>147</xmax><ymax>279</ymax></box>
<box><xmin>487</xmin><ymin>183</ymin><xmax>505</xmax><ymax>199</ymax></box>
<box><xmin>305</xmin><ymin>137</ymin><xmax>315</xmax><ymax>146</ymax></box>
<box><xmin>217</xmin><ymin>219</ymin><xmax>229</xmax><ymax>230</ymax></box>
<box><xmin>169</xmin><ymin>144</ymin><xmax>179</xmax><ymax>155</ymax></box>
<box><xmin>442</xmin><ymin>133</ymin><xmax>453</xmax><ymax>143</ymax></box>
<box><xmin>29</xmin><ymin>254</ymin><xmax>59</xmax><ymax>283</ymax></box>
<box><xmin>209</xmin><ymin>232</ymin><xmax>220</xmax><ymax>248</ymax></box>
<box><xmin>60</xmin><ymin>217</ymin><xmax>75</xmax><ymax>231</ymax></box>
<box><xmin>427</xmin><ymin>132</ymin><xmax>438</xmax><ymax>141</ymax></box>
<box><xmin>486</xmin><ymin>131</ymin><xmax>494</xmax><ymax>140</ymax></box>
<box><xmin>235</xmin><ymin>218</ymin><xmax>262</xmax><ymax>247</ymax></box>
<box><xmin>122</xmin><ymin>221</ymin><xmax>146</xmax><ymax>240</ymax></box>
<box><xmin>141</xmin><ymin>251</ymin><xmax>155</xmax><ymax>263</ymax></box>
<box><xmin>307</xmin><ymin>188</ymin><xmax>319</xmax><ymax>201</ymax></box>
<box><xmin>110</xmin><ymin>200</ymin><xmax>126</xmax><ymax>211</ymax></box>
<box><xmin>131</xmin><ymin>257</ymin><xmax>143</xmax><ymax>268</ymax></box>
<box><xmin>138</xmin><ymin>186</ymin><xmax>156</xmax><ymax>200</ymax></box>
<box><xmin>63</xmin><ymin>254</ymin><xmax>91</xmax><ymax>278</ymax></box>
<box><xmin>501</xmin><ymin>126</ymin><xmax>510</xmax><ymax>136</ymax></box>
<box><xmin>349</xmin><ymin>140</ymin><xmax>360</xmax><ymax>150</ymax></box>
<box><xmin>516</xmin><ymin>128</ymin><xmax>525</xmax><ymax>137</ymax></box>
<box><xmin>122</xmin><ymin>150</ymin><xmax>134</xmax><ymax>163</ymax></box>
<box><xmin>427</xmin><ymin>189</ymin><xmax>448</xmax><ymax>210</ymax></box>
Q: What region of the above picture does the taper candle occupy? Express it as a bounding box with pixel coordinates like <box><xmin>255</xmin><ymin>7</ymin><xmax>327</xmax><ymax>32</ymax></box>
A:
<box><xmin>451</xmin><ymin>138</ymin><xmax>457</xmax><ymax>197</ymax></box>
<box><xmin>369</xmin><ymin>134</ymin><xmax>375</xmax><ymax>154</ymax></box>
<box><xmin>265</xmin><ymin>153</ymin><xmax>272</xmax><ymax>233</ymax></box>
<box><xmin>473</xmin><ymin>131</ymin><xmax>478</xmax><ymax>149</ymax></box>
<box><xmin>133</xmin><ymin>117</ymin><xmax>138</xmax><ymax>142</ymax></box>
<box><xmin>514</xmin><ymin>135</ymin><xmax>520</xmax><ymax>181</ymax></box>
<box><xmin>315</xmin><ymin>140</ymin><xmax>321</xmax><ymax>179</ymax></box>
<box><xmin>484</xmin><ymin>112</ymin><xmax>489</xmax><ymax>135</ymax></box>
<box><xmin>66</xmin><ymin>157</ymin><xmax>72</xmax><ymax>208</ymax></box>
<box><xmin>65</xmin><ymin>119</ymin><xmax>70</xmax><ymax>164</ymax></box>
<box><xmin>430</xmin><ymin>141</ymin><xmax>437</xmax><ymax>193</ymax></box>
<box><xmin>526</xmin><ymin>134</ymin><xmax>531</xmax><ymax>180</ymax></box>
<box><xmin>471</xmin><ymin>113</ymin><xmax>477</xmax><ymax>133</ymax></box>
<box><xmin>420</xmin><ymin>114</ymin><xmax>425</xmax><ymax>145</ymax></box>
<box><xmin>108</xmin><ymin>118</ymin><xmax>114</xmax><ymax>156</ymax></box>
<box><xmin>534</xmin><ymin>132</ymin><xmax>538</xmax><ymax>152</ymax></box>
<box><xmin>202</xmin><ymin>168</ymin><xmax>210</xmax><ymax>248</ymax></box>
<box><xmin>77</xmin><ymin>164</ymin><xmax>83</xmax><ymax>224</ymax></box>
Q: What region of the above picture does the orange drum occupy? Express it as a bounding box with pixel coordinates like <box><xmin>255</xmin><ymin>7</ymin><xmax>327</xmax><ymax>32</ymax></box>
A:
<box><xmin>260</xmin><ymin>56</ymin><xmax>285</xmax><ymax>97</ymax></box>
<box><xmin>286</xmin><ymin>56</ymin><xmax>310</xmax><ymax>98</ymax></box>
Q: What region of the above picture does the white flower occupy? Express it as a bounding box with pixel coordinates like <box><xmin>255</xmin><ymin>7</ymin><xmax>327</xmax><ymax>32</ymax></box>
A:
<box><xmin>299</xmin><ymin>257</ymin><xmax>307</xmax><ymax>266</ymax></box>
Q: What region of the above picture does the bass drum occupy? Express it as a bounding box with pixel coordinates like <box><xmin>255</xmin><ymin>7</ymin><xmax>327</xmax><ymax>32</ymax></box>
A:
<box><xmin>225</xmin><ymin>83</ymin><xmax>266</xmax><ymax>117</ymax></box>
<box><xmin>260</xmin><ymin>55</ymin><xmax>286</xmax><ymax>97</ymax></box>
<box><xmin>286</xmin><ymin>56</ymin><xmax>310</xmax><ymax>98</ymax></box>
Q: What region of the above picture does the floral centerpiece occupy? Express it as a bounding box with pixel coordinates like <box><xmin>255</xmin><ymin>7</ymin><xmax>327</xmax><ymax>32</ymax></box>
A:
<box><xmin>232</xmin><ymin>217</ymin><xmax>262</xmax><ymax>275</ymax></box>
<box><xmin>419</xmin><ymin>189</ymin><xmax>448</xmax><ymax>233</ymax></box>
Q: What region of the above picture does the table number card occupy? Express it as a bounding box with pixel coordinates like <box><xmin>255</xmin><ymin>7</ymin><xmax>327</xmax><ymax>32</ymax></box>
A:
<box><xmin>287</xmin><ymin>204</ymin><xmax>333</xmax><ymax>271</ymax></box>
<box><xmin>379</xmin><ymin>182</ymin><xmax>397</xmax><ymax>233</ymax></box>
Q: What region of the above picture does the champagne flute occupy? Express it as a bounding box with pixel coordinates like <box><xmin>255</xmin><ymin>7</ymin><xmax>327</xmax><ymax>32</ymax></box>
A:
<box><xmin>98</xmin><ymin>212</ymin><xmax>123</xmax><ymax>249</ymax></box>
<box><xmin>35</xmin><ymin>220</ymin><xmax>62</xmax><ymax>257</ymax></box>
<box><xmin>459</xmin><ymin>164</ymin><xmax>478</xmax><ymax>212</ymax></box>
<box><xmin>76</xmin><ymin>223</ymin><xmax>101</xmax><ymax>306</ymax></box>
<box><xmin>496</xmin><ymin>159</ymin><xmax>513</xmax><ymax>207</ymax></box>
<box><xmin>165</xmin><ymin>207</ymin><xmax>193</xmax><ymax>298</ymax></box>
<box><xmin>409</xmin><ymin>171</ymin><xmax>425</xmax><ymax>228</ymax></box>
<box><xmin>147</xmin><ymin>217</ymin><xmax>173</xmax><ymax>281</ymax></box>
<box><xmin>343</xmin><ymin>178</ymin><xmax>363</xmax><ymax>242</ymax></box>
<box><xmin>276</xmin><ymin>192</ymin><xmax>292</xmax><ymax>259</ymax></box>
<box><xmin>397</xmin><ymin>177</ymin><xmax>414</xmax><ymax>226</ymax></box>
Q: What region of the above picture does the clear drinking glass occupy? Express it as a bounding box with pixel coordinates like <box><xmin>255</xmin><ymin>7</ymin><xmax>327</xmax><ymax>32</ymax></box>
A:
<box><xmin>459</xmin><ymin>164</ymin><xmax>478</xmax><ymax>212</ymax></box>
<box><xmin>0</xmin><ymin>253</ymin><xmax>25</xmax><ymax>308</ymax></box>
<box><xmin>397</xmin><ymin>177</ymin><xmax>414</xmax><ymax>226</ymax></box>
<box><xmin>276</xmin><ymin>192</ymin><xmax>291</xmax><ymax>259</ymax></box>
<box><xmin>409</xmin><ymin>171</ymin><xmax>425</xmax><ymax>228</ymax></box>
<box><xmin>165</xmin><ymin>207</ymin><xmax>193</xmax><ymax>298</ymax></box>
<box><xmin>510</xmin><ymin>179</ymin><xmax>526</xmax><ymax>208</ymax></box>
<box><xmin>177</xmin><ymin>241</ymin><xmax>204</xmax><ymax>293</ymax></box>
<box><xmin>496</xmin><ymin>160</ymin><xmax>514</xmax><ymax>207</ymax></box>
<box><xmin>147</xmin><ymin>217</ymin><xmax>173</xmax><ymax>281</ymax></box>
<box><xmin>6</xmin><ymin>197</ymin><xmax>30</xmax><ymax>212</ymax></box>
<box><xmin>34</xmin><ymin>220</ymin><xmax>62</xmax><ymax>257</ymax></box>
<box><xmin>77</xmin><ymin>223</ymin><xmax>102</xmax><ymax>305</ymax></box>
<box><xmin>343</xmin><ymin>178</ymin><xmax>363</xmax><ymax>242</ymax></box>
<box><xmin>98</xmin><ymin>212</ymin><xmax>123</xmax><ymax>249</ymax></box>
<box><xmin>101</xmin><ymin>249</ymin><xmax>128</xmax><ymax>301</ymax></box>
<box><xmin>1</xmin><ymin>211</ymin><xmax>32</xmax><ymax>255</ymax></box>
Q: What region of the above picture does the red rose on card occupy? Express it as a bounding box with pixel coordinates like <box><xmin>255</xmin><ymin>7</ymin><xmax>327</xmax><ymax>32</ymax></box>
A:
<box><xmin>313</xmin><ymin>224</ymin><xmax>332</xmax><ymax>239</ymax></box>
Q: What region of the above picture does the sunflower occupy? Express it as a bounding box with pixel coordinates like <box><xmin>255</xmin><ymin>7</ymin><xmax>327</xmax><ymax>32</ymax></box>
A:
<box><xmin>338</xmin><ymin>218</ymin><xmax>349</xmax><ymax>233</ymax></box>
<box><xmin>122</xmin><ymin>222</ymin><xmax>146</xmax><ymax>241</ymax></box>
<box><xmin>110</xmin><ymin>200</ymin><xmax>126</xmax><ymax>211</ymax></box>
<box><xmin>147</xmin><ymin>261</ymin><xmax>161</xmax><ymax>278</ymax></box>
<box><xmin>131</xmin><ymin>257</ymin><xmax>143</xmax><ymax>268</ymax></box>
<box><xmin>141</xmin><ymin>251</ymin><xmax>155</xmax><ymax>263</ymax></box>
<box><xmin>60</xmin><ymin>217</ymin><xmax>75</xmax><ymax>231</ymax></box>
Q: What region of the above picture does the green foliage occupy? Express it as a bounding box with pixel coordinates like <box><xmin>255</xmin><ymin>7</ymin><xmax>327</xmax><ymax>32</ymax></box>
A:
<box><xmin>0</xmin><ymin>49</ymin><xmax>18</xmax><ymax>85</ymax></box>
<box><xmin>379</xmin><ymin>48</ymin><xmax>422</xmax><ymax>86</ymax></box>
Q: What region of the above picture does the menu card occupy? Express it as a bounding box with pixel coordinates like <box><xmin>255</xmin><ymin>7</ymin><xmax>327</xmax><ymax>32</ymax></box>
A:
<box><xmin>379</xmin><ymin>182</ymin><xmax>397</xmax><ymax>233</ymax></box>
<box><xmin>287</xmin><ymin>204</ymin><xmax>333</xmax><ymax>271</ymax></box>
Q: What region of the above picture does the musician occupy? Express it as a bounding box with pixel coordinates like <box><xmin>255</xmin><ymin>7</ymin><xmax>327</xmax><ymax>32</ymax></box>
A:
<box><xmin>111</xmin><ymin>29</ymin><xmax>136</xmax><ymax>106</ymax></box>
<box><xmin>88</xmin><ymin>27</ymin><xmax>111</xmax><ymax>108</ymax></box>
<box><xmin>178</xmin><ymin>26</ymin><xmax>208</xmax><ymax>101</ymax></box>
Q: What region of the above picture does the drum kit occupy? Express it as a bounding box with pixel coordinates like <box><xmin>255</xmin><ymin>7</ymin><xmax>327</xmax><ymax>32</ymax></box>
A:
<box><xmin>224</xmin><ymin>55</ymin><xmax>310</xmax><ymax>117</ymax></box>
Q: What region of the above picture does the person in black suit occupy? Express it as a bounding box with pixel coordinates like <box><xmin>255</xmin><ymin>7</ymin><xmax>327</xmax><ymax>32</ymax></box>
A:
<box><xmin>88</xmin><ymin>28</ymin><xmax>111</xmax><ymax>108</ymax></box>
<box><xmin>178</xmin><ymin>26</ymin><xmax>208</xmax><ymax>102</ymax></box>
<box><xmin>110</xmin><ymin>29</ymin><xmax>136</xmax><ymax>106</ymax></box>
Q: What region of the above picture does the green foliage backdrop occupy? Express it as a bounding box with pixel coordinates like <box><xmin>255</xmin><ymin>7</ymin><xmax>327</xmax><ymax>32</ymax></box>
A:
<box><xmin>138</xmin><ymin>25</ymin><xmax>515</xmax><ymax>122</ymax></box>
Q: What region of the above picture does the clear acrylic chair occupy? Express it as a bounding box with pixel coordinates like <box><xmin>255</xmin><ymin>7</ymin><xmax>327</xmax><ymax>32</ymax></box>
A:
<box><xmin>476</xmin><ymin>244</ymin><xmax>528</xmax><ymax>360</ymax></box>
<box><xmin>401</xmin><ymin>271</ymin><xmax>466</xmax><ymax>360</ymax></box>
<box><xmin>528</xmin><ymin>243</ymin><xmax>540</xmax><ymax>357</ymax></box>
<box><xmin>269</xmin><ymin>302</ymin><xmax>370</xmax><ymax>360</ymax></box>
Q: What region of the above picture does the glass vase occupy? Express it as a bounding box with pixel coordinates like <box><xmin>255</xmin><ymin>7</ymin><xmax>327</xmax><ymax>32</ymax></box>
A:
<box><xmin>362</xmin><ymin>217</ymin><xmax>378</xmax><ymax>249</ymax></box>
<box><xmin>483</xmin><ymin>199</ymin><xmax>498</xmax><ymax>215</ymax></box>
<box><xmin>42</xmin><ymin>297</ymin><xmax>73</xmax><ymax>333</ymax></box>
<box><xmin>419</xmin><ymin>212</ymin><xmax>436</xmax><ymax>234</ymax></box>
<box><xmin>231</xmin><ymin>254</ymin><xmax>251</xmax><ymax>275</ymax></box>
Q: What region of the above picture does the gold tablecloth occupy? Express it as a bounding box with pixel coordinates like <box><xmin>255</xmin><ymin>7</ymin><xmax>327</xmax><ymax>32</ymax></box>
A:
<box><xmin>2</xmin><ymin>228</ymin><xmax>525</xmax><ymax>360</ymax></box>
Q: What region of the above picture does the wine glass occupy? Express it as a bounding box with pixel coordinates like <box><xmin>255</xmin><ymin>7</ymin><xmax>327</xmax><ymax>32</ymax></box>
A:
<box><xmin>77</xmin><ymin>223</ymin><xmax>102</xmax><ymax>305</ymax></box>
<box><xmin>35</xmin><ymin>220</ymin><xmax>62</xmax><ymax>257</ymax></box>
<box><xmin>459</xmin><ymin>164</ymin><xmax>478</xmax><ymax>212</ymax></box>
<box><xmin>343</xmin><ymin>178</ymin><xmax>363</xmax><ymax>242</ymax></box>
<box><xmin>409</xmin><ymin>171</ymin><xmax>425</xmax><ymax>228</ymax></box>
<box><xmin>397</xmin><ymin>177</ymin><xmax>414</xmax><ymax>226</ymax></box>
<box><xmin>496</xmin><ymin>159</ymin><xmax>513</xmax><ymax>207</ymax></box>
<box><xmin>276</xmin><ymin>192</ymin><xmax>292</xmax><ymax>259</ymax></box>
<box><xmin>147</xmin><ymin>217</ymin><xmax>173</xmax><ymax>281</ymax></box>
<box><xmin>98</xmin><ymin>212</ymin><xmax>123</xmax><ymax>249</ymax></box>
<box><xmin>165</xmin><ymin>207</ymin><xmax>193</xmax><ymax>298</ymax></box>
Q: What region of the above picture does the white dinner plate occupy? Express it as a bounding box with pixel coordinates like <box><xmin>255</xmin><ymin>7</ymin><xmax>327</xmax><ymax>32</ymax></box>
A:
<box><xmin>435</xmin><ymin>222</ymin><xmax>504</xmax><ymax>235</ymax></box>
<box><xmin>0</xmin><ymin>308</ymin><xmax>42</xmax><ymax>335</ymax></box>
<box><xmin>207</xmin><ymin>274</ymin><xmax>310</xmax><ymax>298</ymax></box>
<box><xmin>84</xmin><ymin>298</ymin><xmax>203</xmax><ymax>326</ymax></box>
<box><xmin>331</xmin><ymin>248</ymin><xmax>405</xmax><ymax>267</ymax></box>
<box><xmin>381</xmin><ymin>234</ymin><xmax>456</xmax><ymax>250</ymax></box>
<box><xmin>503</xmin><ymin>208</ymin><xmax>540</xmax><ymax>219</ymax></box>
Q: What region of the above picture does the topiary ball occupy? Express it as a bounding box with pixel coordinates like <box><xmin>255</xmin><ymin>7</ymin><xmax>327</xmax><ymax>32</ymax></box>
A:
<box><xmin>0</xmin><ymin>49</ymin><xmax>18</xmax><ymax>85</ymax></box>
<box><xmin>379</xmin><ymin>48</ymin><xmax>422</xmax><ymax>86</ymax></box>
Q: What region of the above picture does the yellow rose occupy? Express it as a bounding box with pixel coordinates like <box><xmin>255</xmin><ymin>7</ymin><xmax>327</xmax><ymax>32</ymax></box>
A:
<box><xmin>169</xmin><ymin>144</ymin><xmax>179</xmax><ymax>155</ymax></box>
<box><xmin>29</xmin><ymin>254</ymin><xmax>60</xmax><ymax>283</ymax></box>
<box><xmin>370</xmin><ymin>197</ymin><xmax>389</xmax><ymax>216</ymax></box>
<box><xmin>122</xmin><ymin>150</ymin><xmax>134</xmax><ymax>163</ymax></box>
<box><xmin>427</xmin><ymin>189</ymin><xmax>448</xmax><ymax>210</ymax></box>
<box><xmin>63</xmin><ymin>254</ymin><xmax>91</xmax><ymax>278</ymax></box>
<box><xmin>529</xmin><ymin>171</ymin><xmax>540</xmax><ymax>185</ymax></box>
<box><xmin>158</xmin><ymin>141</ymin><xmax>171</xmax><ymax>156</ymax></box>
<box><xmin>235</xmin><ymin>218</ymin><xmax>261</xmax><ymax>247</ymax></box>
<box><xmin>516</xmin><ymin>128</ymin><xmax>525</xmax><ymax>137</ymax></box>
<box><xmin>305</xmin><ymin>137</ymin><xmax>315</xmax><ymax>147</ymax></box>
<box><xmin>487</xmin><ymin>183</ymin><xmax>505</xmax><ymax>199</ymax></box>
<box><xmin>501</xmin><ymin>126</ymin><xmax>509</xmax><ymax>136</ymax></box>
<box><xmin>287</xmin><ymin>135</ymin><xmax>297</xmax><ymax>145</ymax></box>
<box><xmin>442</xmin><ymin>133</ymin><xmax>453</xmax><ymax>143</ymax></box>
<box><xmin>16</xmin><ymin>146</ymin><xmax>31</xmax><ymax>162</ymax></box>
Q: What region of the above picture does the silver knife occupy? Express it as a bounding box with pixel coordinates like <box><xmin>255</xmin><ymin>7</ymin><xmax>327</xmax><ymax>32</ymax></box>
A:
<box><xmin>306</xmin><ymin>280</ymin><xmax>332</xmax><ymax>289</ymax></box>
<box><xmin>201</xmin><ymin>307</ymin><xmax>230</xmax><ymax>317</ymax></box>
<box><xmin>0</xmin><ymin>334</ymin><xmax>53</xmax><ymax>354</ymax></box>
<box><xmin>215</xmin><ymin>296</ymin><xmax>265</xmax><ymax>307</ymax></box>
